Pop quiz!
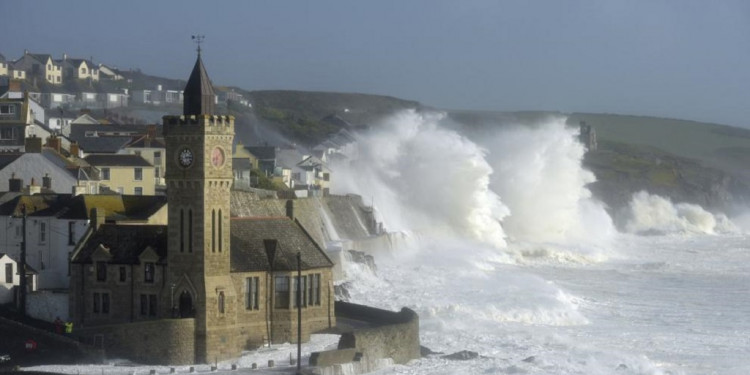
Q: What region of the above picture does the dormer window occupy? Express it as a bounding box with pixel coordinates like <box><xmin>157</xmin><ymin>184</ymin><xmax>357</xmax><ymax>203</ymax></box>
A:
<box><xmin>0</xmin><ymin>104</ymin><xmax>15</xmax><ymax>115</ymax></box>
<box><xmin>96</xmin><ymin>261</ymin><xmax>107</xmax><ymax>281</ymax></box>
<box><xmin>144</xmin><ymin>262</ymin><xmax>155</xmax><ymax>283</ymax></box>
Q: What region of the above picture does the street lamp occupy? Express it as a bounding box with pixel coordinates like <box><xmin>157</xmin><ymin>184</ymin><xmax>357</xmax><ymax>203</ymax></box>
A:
<box><xmin>263</xmin><ymin>239</ymin><xmax>277</xmax><ymax>347</ymax></box>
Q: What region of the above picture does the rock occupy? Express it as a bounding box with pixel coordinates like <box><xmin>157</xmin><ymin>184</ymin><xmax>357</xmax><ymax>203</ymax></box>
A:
<box><xmin>441</xmin><ymin>350</ymin><xmax>479</xmax><ymax>361</ymax></box>
<box><xmin>347</xmin><ymin>250</ymin><xmax>377</xmax><ymax>274</ymax></box>
<box><xmin>420</xmin><ymin>346</ymin><xmax>443</xmax><ymax>357</ymax></box>
<box><xmin>334</xmin><ymin>282</ymin><xmax>352</xmax><ymax>301</ymax></box>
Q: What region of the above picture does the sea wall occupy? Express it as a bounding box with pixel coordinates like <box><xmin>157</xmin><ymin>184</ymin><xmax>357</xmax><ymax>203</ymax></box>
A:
<box><xmin>77</xmin><ymin>318</ymin><xmax>196</xmax><ymax>365</ymax></box>
<box><xmin>230</xmin><ymin>192</ymin><xmax>377</xmax><ymax>247</ymax></box>
<box><xmin>310</xmin><ymin>301</ymin><xmax>420</xmax><ymax>372</ymax></box>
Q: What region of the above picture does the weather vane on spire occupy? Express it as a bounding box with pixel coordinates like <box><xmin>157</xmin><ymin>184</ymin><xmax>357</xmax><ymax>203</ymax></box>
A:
<box><xmin>192</xmin><ymin>34</ymin><xmax>205</xmax><ymax>55</ymax></box>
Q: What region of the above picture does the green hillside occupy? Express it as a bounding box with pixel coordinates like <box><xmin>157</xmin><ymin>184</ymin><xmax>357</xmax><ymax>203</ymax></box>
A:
<box><xmin>568</xmin><ymin>113</ymin><xmax>750</xmax><ymax>172</ymax></box>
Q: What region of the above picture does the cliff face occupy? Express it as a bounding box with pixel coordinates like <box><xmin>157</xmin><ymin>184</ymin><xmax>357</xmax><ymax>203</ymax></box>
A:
<box><xmin>583</xmin><ymin>140</ymin><xmax>750</xmax><ymax>219</ymax></box>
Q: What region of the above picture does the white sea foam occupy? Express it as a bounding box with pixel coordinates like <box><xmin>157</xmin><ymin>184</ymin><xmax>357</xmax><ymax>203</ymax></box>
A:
<box><xmin>623</xmin><ymin>191</ymin><xmax>737</xmax><ymax>234</ymax></box>
<box><xmin>330</xmin><ymin>111</ymin><xmax>750</xmax><ymax>374</ymax></box>
<box><xmin>331</xmin><ymin>110</ymin><xmax>509</xmax><ymax>249</ymax></box>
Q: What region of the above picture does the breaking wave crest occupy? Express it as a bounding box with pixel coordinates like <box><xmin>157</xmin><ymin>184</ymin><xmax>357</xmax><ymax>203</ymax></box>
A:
<box><xmin>332</xmin><ymin>110</ymin><xmax>614</xmax><ymax>260</ymax></box>
<box><xmin>623</xmin><ymin>191</ymin><xmax>737</xmax><ymax>234</ymax></box>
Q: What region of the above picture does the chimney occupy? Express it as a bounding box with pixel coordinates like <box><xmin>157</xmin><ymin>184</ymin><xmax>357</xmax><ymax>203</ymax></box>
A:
<box><xmin>9</xmin><ymin>173</ymin><xmax>22</xmax><ymax>192</ymax></box>
<box><xmin>27</xmin><ymin>178</ymin><xmax>41</xmax><ymax>195</ymax></box>
<box><xmin>9</xmin><ymin>80</ymin><xmax>21</xmax><ymax>92</ymax></box>
<box><xmin>42</xmin><ymin>173</ymin><xmax>51</xmax><ymax>190</ymax></box>
<box><xmin>63</xmin><ymin>53</ymin><xmax>67</xmax><ymax>61</ymax></box>
<box><xmin>69</xmin><ymin>142</ymin><xmax>80</xmax><ymax>158</ymax></box>
<box><xmin>146</xmin><ymin>124</ymin><xmax>157</xmax><ymax>140</ymax></box>
<box><xmin>24</xmin><ymin>136</ymin><xmax>42</xmax><ymax>153</ymax></box>
<box><xmin>72</xmin><ymin>185</ymin><xmax>86</xmax><ymax>196</ymax></box>
<box><xmin>24</xmin><ymin>49</ymin><xmax>28</xmax><ymax>55</ymax></box>
<box><xmin>90</xmin><ymin>208</ymin><xmax>106</xmax><ymax>230</ymax></box>
<box><xmin>286</xmin><ymin>199</ymin><xmax>294</xmax><ymax>220</ymax></box>
<box><xmin>46</xmin><ymin>135</ymin><xmax>61</xmax><ymax>153</ymax></box>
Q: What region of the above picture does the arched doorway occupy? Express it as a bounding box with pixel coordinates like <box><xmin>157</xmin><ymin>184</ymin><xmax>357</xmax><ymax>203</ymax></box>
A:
<box><xmin>179</xmin><ymin>290</ymin><xmax>194</xmax><ymax>318</ymax></box>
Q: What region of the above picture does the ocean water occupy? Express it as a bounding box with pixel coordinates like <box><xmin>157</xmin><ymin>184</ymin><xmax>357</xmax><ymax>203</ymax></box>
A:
<box><xmin>341</xmin><ymin>233</ymin><xmax>750</xmax><ymax>375</ymax></box>
<box><xmin>332</xmin><ymin>111</ymin><xmax>750</xmax><ymax>375</ymax></box>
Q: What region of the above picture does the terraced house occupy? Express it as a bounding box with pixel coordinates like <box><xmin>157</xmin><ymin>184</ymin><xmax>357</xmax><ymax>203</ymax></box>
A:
<box><xmin>13</xmin><ymin>51</ymin><xmax>63</xmax><ymax>84</ymax></box>
<box><xmin>84</xmin><ymin>154</ymin><xmax>155</xmax><ymax>195</ymax></box>
<box><xmin>69</xmin><ymin>52</ymin><xmax>335</xmax><ymax>364</ymax></box>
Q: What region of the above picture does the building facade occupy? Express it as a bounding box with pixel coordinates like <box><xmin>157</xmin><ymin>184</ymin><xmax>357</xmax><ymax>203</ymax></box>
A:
<box><xmin>69</xmin><ymin>53</ymin><xmax>335</xmax><ymax>365</ymax></box>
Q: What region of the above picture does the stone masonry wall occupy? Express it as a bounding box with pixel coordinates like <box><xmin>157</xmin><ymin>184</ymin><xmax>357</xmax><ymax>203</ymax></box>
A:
<box><xmin>77</xmin><ymin>318</ymin><xmax>195</xmax><ymax>365</ymax></box>
<box><xmin>311</xmin><ymin>301</ymin><xmax>420</xmax><ymax>369</ymax></box>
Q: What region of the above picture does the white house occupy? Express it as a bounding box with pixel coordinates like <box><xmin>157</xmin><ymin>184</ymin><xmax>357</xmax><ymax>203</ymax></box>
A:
<box><xmin>0</xmin><ymin>253</ymin><xmax>20</xmax><ymax>303</ymax></box>
<box><xmin>0</xmin><ymin>194</ymin><xmax>167</xmax><ymax>290</ymax></box>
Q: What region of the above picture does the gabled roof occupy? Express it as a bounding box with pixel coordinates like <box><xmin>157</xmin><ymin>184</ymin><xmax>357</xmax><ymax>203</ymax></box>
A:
<box><xmin>244</xmin><ymin>146</ymin><xmax>276</xmax><ymax>160</ymax></box>
<box><xmin>230</xmin><ymin>217</ymin><xmax>333</xmax><ymax>272</ymax></box>
<box><xmin>0</xmin><ymin>194</ymin><xmax>74</xmax><ymax>217</ymax></box>
<box><xmin>232</xmin><ymin>157</ymin><xmax>251</xmax><ymax>170</ymax></box>
<box><xmin>0</xmin><ymin>154</ymin><xmax>22</xmax><ymax>170</ymax></box>
<box><xmin>84</xmin><ymin>154</ymin><xmax>152</xmax><ymax>167</ymax></box>
<box><xmin>58</xmin><ymin>194</ymin><xmax>167</xmax><ymax>221</ymax></box>
<box><xmin>28</xmin><ymin>53</ymin><xmax>55</xmax><ymax>64</ymax></box>
<box><xmin>0</xmin><ymin>54</ymin><xmax>6</xmax><ymax>63</ymax></box>
<box><xmin>71</xmin><ymin>224</ymin><xmax>168</xmax><ymax>265</ymax></box>
<box><xmin>183</xmin><ymin>54</ymin><xmax>216</xmax><ymax>116</ymax></box>
<box><xmin>124</xmin><ymin>134</ymin><xmax>165</xmax><ymax>149</ymax></box>
<box><xmin>61</xmin><ymin>58</ymin><xmax>96</xmax><ymax>69</ymax></box>
<box><xmin>298</xmin><ymin>155</ymin><xmax>325</xmax><ymax>169</ymax></box>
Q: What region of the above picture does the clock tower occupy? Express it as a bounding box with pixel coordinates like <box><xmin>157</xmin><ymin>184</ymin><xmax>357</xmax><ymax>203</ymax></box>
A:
<box><xmin>162</xmin><ymin>51</ymin><xmax>237</xmax><ymax>362</ymax></box>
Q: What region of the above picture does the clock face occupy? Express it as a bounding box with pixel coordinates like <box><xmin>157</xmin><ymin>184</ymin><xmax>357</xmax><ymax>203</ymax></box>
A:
<box><xmin>178</xmin><ymin>148</ymin><xmax>194</xmax><ymax>167</ymax></box>
<box><xmin>211</xmin><ymin>147</ymin><xmax>225</xmax><ymax>167</ymax></box>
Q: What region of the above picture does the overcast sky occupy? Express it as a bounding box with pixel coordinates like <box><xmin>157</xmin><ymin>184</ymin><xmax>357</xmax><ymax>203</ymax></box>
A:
<box><xmin>2</xmin><ymin>0</ymin><xmax>750</xmax><ymax>127</ymax></box>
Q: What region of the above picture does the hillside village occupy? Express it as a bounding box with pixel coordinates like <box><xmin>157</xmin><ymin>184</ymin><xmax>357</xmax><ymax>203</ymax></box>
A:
<box><xmin>0</xmin><ymin>50</ymin><xmax>422</xmax><ymax>371</ymax></box>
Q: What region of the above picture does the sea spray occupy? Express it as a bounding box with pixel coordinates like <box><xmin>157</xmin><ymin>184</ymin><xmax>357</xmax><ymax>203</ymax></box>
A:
<box><xmin>330</xmin><ymin>110</ymin><xmax>509</xmax><ymax>248</ymax></box>
<box><xmin>479</xmin><ymin>118</ymin><xmax>615</xmax><ymax>247</ymax></box>
<box><xmin>623</xmin><ymin>191</ymin><xmax>737</xmax><ymax>234</ymax></box>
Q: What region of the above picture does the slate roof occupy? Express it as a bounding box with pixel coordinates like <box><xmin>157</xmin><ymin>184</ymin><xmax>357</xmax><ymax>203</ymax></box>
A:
<box><xmin>84</xmin><ymin>154</ymin><xmax>152</xmax><ymax>167</ymax></box>
<box><xmin>28</xmin><ymin>54</ymin><xmax>55</xmax><ymax>64</ymax></box>
<box><xmin>58</xmin><ymin>194</ymin><xmax>167</xmax><ymax>221</ymax></box>
<box><xmin>0</xmin><ymin>194</ymin><xmax>74</xmax><ymax>217</ymax></box>
<box><xmin>244</xmin><ymin>146</ymin><xmax>276</xmax><ymax>160</ymax></box>
<box><xmin>0</xmin><ymin>193</ymin><xmax>166</xmax><ymax>220</ymax></box>
<box><xmin>230</xmin><ymin>217</ymin><xmax>333</xmax><ymax>272</ymax></box>
<box><xmin>71</xmin><ymin>224</ymin><xmax>168</xmax><ymax>265</ymax></box>
<box><xmin>232</xmin><ymin>157</ymin><xmax>251</xmax><ymax>170</ymax></box>
<box><xmin>0</xmin><ymin>154</ymin><xmax>22</xmax><ymax>170</ymax></box>
<box><xmin>72</xmin><ymin>135</ymin><xmax>130</xmax><ymax>154</ymax></box>
<box><xmin>0</xmin><ymin>54</ymin><xmax>5</xmax><ymax>62</ymax></box>
<box><xmin>124</xmin><ymin>134</ymin><xmax>165</xmax><ymax>149</ymax></box>
<box><xmin>183</xmin><ymin>54</ymin><xmax>216</xmax><ymax>116</ymax></box>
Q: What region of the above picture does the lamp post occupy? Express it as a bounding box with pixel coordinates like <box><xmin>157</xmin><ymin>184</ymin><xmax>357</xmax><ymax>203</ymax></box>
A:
<box><xmin>296</xmin><ymin>252</ymin><xmax>302</xmax><ymax>375</ymax></box>
<box><xmin>263</xmin><ymin>239</ymin><xmax>277</xmax><ymax>347</ymax></box>
<box><xmin>19</xmin><ymin>204</ymin><xmax>27</xmax><ymax>317</ymax></box>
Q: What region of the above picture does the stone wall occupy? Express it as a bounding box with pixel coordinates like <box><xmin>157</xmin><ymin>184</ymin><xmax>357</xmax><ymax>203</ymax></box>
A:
<box><xmin>77</xmin><ymin>318</ymin><xmax>195</xmax><ymax>365</ymax></box>
<box><xmin>230</xmin><ymin>193</ymin><xmax>378</xmax><ymax>248</ymax></box>
<box><xmin>311</xmin><ymin>301</ymin><xmax>420</xmax><ymax>371</ymax></box>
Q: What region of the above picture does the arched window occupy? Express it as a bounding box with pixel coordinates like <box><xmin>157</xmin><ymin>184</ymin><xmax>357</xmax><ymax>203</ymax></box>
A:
<box><xmin>218</xmin><ymin>209</ymin><xmax>223</xmax><ymax>252</ymax></box>
<box><xmin>179</xmin><ymin>209</ymin><xmax>184</xmax><ymax>252</ymax></box>
<box><xmin>218</xmin><ymin>291</ymin><xmax>225</xmax><ymax>314</ymax></box>
<box><xmin>211</xmin><ymin>209</ymin><xmax>216</xmax><ymax>253</ymax></box>
<box><xmin>188</xmin><ymin>209</ymin><xmax>193</xmax><ymax>253</ymax></box>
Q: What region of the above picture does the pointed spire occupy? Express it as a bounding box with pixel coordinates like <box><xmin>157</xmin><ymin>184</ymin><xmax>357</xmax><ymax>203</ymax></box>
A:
<box><xmin>183</xmin><ymin>53</ymin><xmax>216</xmax><ymax>116</ymax></box>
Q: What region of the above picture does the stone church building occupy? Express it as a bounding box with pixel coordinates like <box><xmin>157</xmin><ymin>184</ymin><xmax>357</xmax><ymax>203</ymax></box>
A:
<box><xmin>69</xmin><ymin>53</ymin><xmax>335</xmax><ymax>364</ymax></box>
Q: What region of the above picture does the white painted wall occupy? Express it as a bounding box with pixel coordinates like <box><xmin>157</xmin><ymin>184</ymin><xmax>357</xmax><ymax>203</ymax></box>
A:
<box><xmin>0</xmin><ymin>254</ymin><xmax>20</xmax><ymax>304</ymax></box>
